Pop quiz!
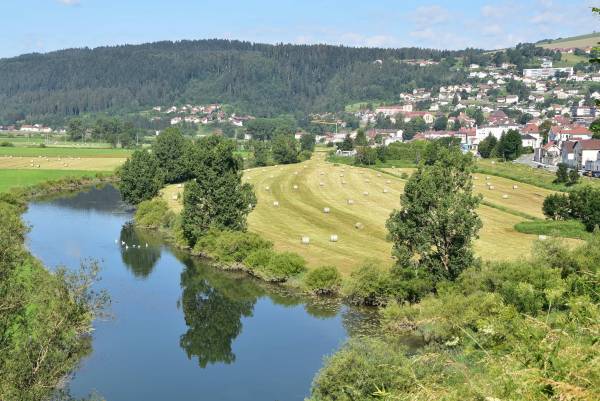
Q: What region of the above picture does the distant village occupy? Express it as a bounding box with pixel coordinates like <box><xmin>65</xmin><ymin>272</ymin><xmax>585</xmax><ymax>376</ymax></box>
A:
<box><xmin>3</xmin><ymin>57</ymin><xmax>600</xmax><ymax>175</ymax></box>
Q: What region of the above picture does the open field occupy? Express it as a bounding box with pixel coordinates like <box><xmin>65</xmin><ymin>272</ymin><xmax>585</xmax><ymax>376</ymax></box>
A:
<box><xmin>475</xmin><ymin>159</ymin><xmax>600</xmax><ymax>191</ymax></box>
<box><xmin>163</xmin><ymin>154</ymin><xmax>565</xmax><ymax>275</ymax></box>
<box><xmin>0</xmin><ymin>169</ymin><xmax>107</xmax><ymax>192</ymax></box>
<box><xmin>554</xmin><ymin>52</ymin><xmax>588</xmax><ymax>67</ymax></box>
<box><xmin>0</xmin><ymin>146</ymin><xmax>131</xmax><ymax>158</ymax></box>
<box><xmin>0</xmin><ymin>155</ymin><xmax>125</xmax><ymax>171</ymax></box>
<box><xmin>538</xmin><ymin>33</ymin><xmax>600</xmax><ymax>49</ymax></box>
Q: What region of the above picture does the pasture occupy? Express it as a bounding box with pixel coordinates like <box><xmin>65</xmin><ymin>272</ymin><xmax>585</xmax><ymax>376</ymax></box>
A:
<box><xmin>538</xmin><ymin>33</ymin><xmax>600</xmax><ymax>49</ymax></box>
<box><xmin>163</xmin><ymin>154</ymin><xmax>558</xmax><ymax>275</ymax></box>
<box><xmin>0</xmin><ymin>146</ymin><xmax>131</xmax><ymax>158</ymax></box>
<box><xmin>0</xmin><ymin>169</ymin><xmax>104</xmax><ymax>193</ymax></box>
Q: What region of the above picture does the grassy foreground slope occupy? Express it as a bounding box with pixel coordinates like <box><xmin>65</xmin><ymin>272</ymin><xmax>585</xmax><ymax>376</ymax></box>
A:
<box><xmin>164</xmin><ymin>153</ymin><xmax>556</xmax><ymax>275</ymax></box>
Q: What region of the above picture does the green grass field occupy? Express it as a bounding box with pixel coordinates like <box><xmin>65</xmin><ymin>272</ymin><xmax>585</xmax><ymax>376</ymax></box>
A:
<box><xmin>0</xmin><ymin>169</ymin><xmax>107</xmax><ymax>193</ymax></box>
<box><xmin>475</xmin><ymin>159</ymin><xmax>600</xmax><ymax>191</ymax></box>
<box><xmin>0</xmin><ymin>147</ymin><xmax>131</xmax><ymax>158</ymax></box>
<box><xmin>538</xmin><ymin>33</ymin><xmax>600</xmax><ymax>49</ymax></box>
<box><xmin>163</xmin><ymin>153</ymin><xmax>576</xmax><ymax>275</ymax></box>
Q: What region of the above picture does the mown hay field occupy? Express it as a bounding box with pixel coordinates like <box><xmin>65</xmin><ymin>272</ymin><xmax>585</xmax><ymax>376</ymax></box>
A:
<box><xmin>0</xmin><ymin>155</ymin><xmax>126</xmax><ymax>171</ymax></box>
<box><xmin>164</xmin><ymin>153</ymin><xmax>563</xmax><ymax>275</ymax></box>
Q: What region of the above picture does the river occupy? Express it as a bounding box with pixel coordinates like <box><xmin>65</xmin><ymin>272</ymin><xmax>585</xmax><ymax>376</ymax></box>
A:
<box><xmin>23</xmin><ymin>185</ymin><xmax>374</xmax><ymax>401</ymax></box>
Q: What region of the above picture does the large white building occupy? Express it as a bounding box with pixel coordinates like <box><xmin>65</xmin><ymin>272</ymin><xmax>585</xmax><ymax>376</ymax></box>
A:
<box><xmin>523</xmin><ymin>67</ymin><xmax>573</xmax><ymax>79</ymax></box>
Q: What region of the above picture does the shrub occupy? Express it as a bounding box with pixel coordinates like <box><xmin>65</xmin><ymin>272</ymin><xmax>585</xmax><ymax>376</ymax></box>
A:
<box><xmin>298</xmin><ymin>149</ymin><xmax>313</xmax><ymax>162</ymax></box>
<box><xmin>134</xmin><ymin>198</ymin><xmax>174</xmax><ymax>229</ymax></box>
<box><xmin>0</xmin><ymin>141</ymin><xmax>14</xmax><ymax>147</ymax></box>
<box><xmin>245</xmin><ymin>249</ymin><xmax>306</xmax><ymax>282</ymax></box>
<box><xmin>304</xmin><ymin>265</ymin><xmax>342</xmax><ymax>295</ymax></box>
<box><xmin>211</xmin><ymin>230</ymin><xmax>272</xmax><ymax>263</ymax></box>
<box><xmin>342</xmin><ymin>261</ymin><xmax>394</xmax><ymax>306</ymax></box>
<box><xmin>542</xmin><ymin>193</ymin><xmax>571</xmax><ymax>220</ymax></box>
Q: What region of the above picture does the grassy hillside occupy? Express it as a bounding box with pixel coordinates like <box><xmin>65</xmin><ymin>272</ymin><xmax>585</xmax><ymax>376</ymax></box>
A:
<box><xmin>538</xmin><ymin>32</ymin><xmax>600</xmax><ymax>49</ymax></box>
<box><xmin>162</xmin><ymin>154</ymin><xmax>573</xmax><ymax>275</ymax></box>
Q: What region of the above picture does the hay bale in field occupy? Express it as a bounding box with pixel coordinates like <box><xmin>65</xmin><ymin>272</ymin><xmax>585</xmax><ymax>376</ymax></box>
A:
<box><xmin>293</xmin><ymin>185</ymin><xmax>298</xmax><ymax>190</ymax></box>
<box><xmin>386</xmin><ymin>179</ymin><xmax>391</xmax><ymax>184</ymax></box>
<box><xmin>355</xmin><ymin>222</ymin><xmax>364</xmax><ymax>229</ymax></box>
<box><xmin>172</xmin><ymin>195</ymin><xmax>178</xmax><ymax>200</ymax></box>
<box><xmin>294</xmin><ymin>171</ymin><xmax>298</xmax><ymax>175</ymax></box>
<box><xmin>269</xmin><ymin>175</ymin><xmax>274</xmax><ymax>178</ymax></box>
<box><xmin>488</xmin><ymin>185</ymin><xmax>495</xmax><ymax>190</ymax></box>
<box><xmin>513</xmin><ymin>185</ymin><xmax>518</xmax><ymax>190</ymax></box>
<box><xmin>502</xmin><ymin>194</ymin><xmax>509</xmax><ymax>199</ymax></box>
<box><xmin>491</xmin><ymin>161</ymin><xmax>496</xmax><ymax>165</ymax></box>
<box><xmin>329</xmin><ymin>234</ymin><xmax>338</xmax><ymax>242</ymax></box>
<box><xmin>363</xmin><ymin>191</ymin><xmax>369</xmax><ymax>196</ymax></box>
<box><xmin>301</xmin><ymin>236</ymin><xmax>310</xmax><ymax>245</ymax></box>
<box><xmin>273</xmin><ymin>201</ymin><xmax>279</xmax><ymax>207</ymax></box>
<box><xmin>538</xmin><ymin>235</ymin><xmax>547</xmax><ymax>241</ymax></box>
<box><xmin>339</xmin><ymin>173</ymin><xmax>344</xmax><ymax>177</ymax></box>
<box><xmin>265</xmin><ymin>186</ymin><xmax>270</xmax><ymax>191</ymax></box>
<box><xmin>320</xmin><ymin>171</ymin><xmax>325</xmax><ymax>175</ymax></box>
<box><xmin>341</xmin><ymin>180</ymin><xmax>347</xmax><ymax>185</ymax></box>
<box><xmin>473</xmin><ymin>176</ymin><xmax>479</xmax><ymax>180</ymax></box>
<box><xmin>177</xmin><ymin>183</ymin><xmax>183</xmax><ymax>188</ymax></box>
<box><xmin>347</xmin><ymin>199</ymin><xmax>354</xmax><ymax>205</ymax></box>
<box><xmin>377</xmin><ymin>173</ymin><xmax>381</xmax><ymax>177</ymax></box>
<box><xmin>323</xmin><ymin>207</ymin><xmax>330</xmax><ymax>213</ymax></box>
<box><xmin>383</xmin><ymin>188</ymin><xmax>389</xmax><ymax>193</ymax></box>
<box><xmin>486</xmin><ymin>176</ymin><xmax>490</xmax><ymax>180</ymax></box>
<box><xmin>365</xmin><ymin>179</ymin><xmax>370</xmax><ymax>183</ymax></box>
<box><xmin>319</xmin><ymin>182</ymin><xmax>325</xmax><ymax>187</ymax></box>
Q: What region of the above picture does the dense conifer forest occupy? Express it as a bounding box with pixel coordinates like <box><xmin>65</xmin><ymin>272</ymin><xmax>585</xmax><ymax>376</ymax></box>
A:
<box><xmin>0</xmin><ymin>40</ymin><xmax>476</xmax><ymax>123</ymax></box>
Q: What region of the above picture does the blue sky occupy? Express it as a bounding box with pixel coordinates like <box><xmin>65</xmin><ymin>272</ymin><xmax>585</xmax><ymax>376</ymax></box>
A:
<box><xmin>1</xmin><ymin>0</ymin><xmax>598</xmax><ymax>58</ymax></box>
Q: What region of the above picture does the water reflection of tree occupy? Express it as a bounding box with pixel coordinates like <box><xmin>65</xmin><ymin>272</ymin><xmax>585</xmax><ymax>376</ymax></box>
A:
<box><xmin>178</xmin><ymin>260</ymin><xmax>260</xmax><ymax>367</ymax></box>
<box><xmin>119</xmin><ymin>223</ymin><xmax>162</xmax><ymax>278</ymax></box>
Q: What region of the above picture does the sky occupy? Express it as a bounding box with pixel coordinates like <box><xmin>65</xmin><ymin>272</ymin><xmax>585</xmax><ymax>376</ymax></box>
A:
<box><xmin>1</xmin><ymin>0</ymin><xmax>599</xmax><ymax>58</ymax></box>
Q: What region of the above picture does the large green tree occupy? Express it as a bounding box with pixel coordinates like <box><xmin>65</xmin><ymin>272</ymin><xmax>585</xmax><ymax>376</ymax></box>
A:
<box><xmin>386</xmin><ymin>143</ymin><xmax>482</xmax><ymax>280</ymax></box>
<box><xmin>495</xmin><ymin>129</ymin><xmax>523</xmax><ymax>161</ymax></box>
<box><xmin>477</xmin><ymin>134</ymin><xmax>497</xmax><ymax>158</ymax></box>
<box><xmin>182</xmin><ymin>136</ymin><xmax>256</xmax><ymax>245</ymax></box>
<box><xmin>118</xmin><ymin>150</ymin><xmax>164</xmax><ymax>204</ymax></box>
<box><xmin>271</xmin><ymin>134</ymin><xmax>299</xmax><ymax>164</ymax></box>
<box><xmin>153</xmin><ymin>127</ymin><xmax>189</xmax><ymax>183</ymax></box>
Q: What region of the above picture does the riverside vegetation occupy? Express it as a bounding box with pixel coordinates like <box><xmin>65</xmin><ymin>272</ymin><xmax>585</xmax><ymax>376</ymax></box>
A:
<box><xmin>0</xmin><ymin>180</ymin><xmax>110</xmax><ymax>401</ymax></box>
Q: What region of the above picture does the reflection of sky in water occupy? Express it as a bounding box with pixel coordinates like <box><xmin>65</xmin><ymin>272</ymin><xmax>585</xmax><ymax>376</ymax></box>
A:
<box><xmin>23</xmin><ymin>185</ymin><xmax>366</xmax><ymax>401</ymax></box>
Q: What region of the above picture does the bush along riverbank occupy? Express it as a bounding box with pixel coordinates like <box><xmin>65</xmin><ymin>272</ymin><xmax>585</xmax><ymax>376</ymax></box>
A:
<box><xmin>133</xmin><ymin>198</ymin><xmax>343</xmax><ymax>295</ymax></box>
<box><xmin>9</xmin><ymin>172</ymin><xmax>117</xmax><ymax>202</ymax></box>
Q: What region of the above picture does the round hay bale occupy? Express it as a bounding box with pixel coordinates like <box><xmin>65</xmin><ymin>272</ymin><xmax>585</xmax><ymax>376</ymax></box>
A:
<box><xmin>269</xmin><ymin>175</ymin><xmax>274</xmax><ymax>178</ymax></box>
<box><xmin>365</xmin><ymin>179</ymin><xmax>370</xmax><ymax>183</ymax></box>
<box><xmin>386</xmin><ymin>179</ymin><xmax>391</xmax><ymax>184</ymax></box>
<box><xmin>301</xmin><ymin>236</ymin><xmax>310</xmax><ymax>245</ymax></box>
<box><xmin>177</xmin><ymin>183</ymin><xmax>183</xmax><ymax>188</ymax></box>
<box><xmin>363</xmin><ymin>191</ymin><xmax>369</xmax><ymax>196</ymax></box>
<box><xmin>339</xmin><ymin>173</ymin><xmax>344</xmax><ymax>177</ymax></box>
<box><xmin>491</xmin><ymin>161</ymin><xmax>496</xmax><ymax>165</ymax></box>
<box><xmin>265</xmin><ymin>186</ymin><xmax>270</xmax><ymax>191</ymax></box>
<box><xmin>513</xmin><ymin>185</ymin><xmax>518</xmax><ymax>190</ymax></box>
<box><xmin>355</xmin><ymin>222</ymin><xmax>364</xmax><ymax>229</ymax></box>
<box><xmin>502</xmin><ymin>194</ymin><xmax>509</xmax><ymax>199</ymax></box>
<box><xmin>488</xmin><ymin>185</ymin><xmax>495</xmax><ymax>190</ymax></box>
<box><xmin>329</xmin><ymin>234</ymin><xmax>338</xmax><ymax>242</ymax></box>
<box><xmin>341</xmin><ymin>180</ymin><xmax>347</xmax><ymax>185</ymax></box>
<box><xmin>293</xmin><ymin>185</ymin><xmax>298</xmax><ymax>190</ymax></box>
<box><xmin>383</xmin><ymin>188</ymin><xmax>389</xmax><ymax>193</ymax></box>
<box><xmin>347</xmin><ymin>199</ymin><xmax>354</xmax><ymax>205</ymax></box>
<box><xmin>473</xmin><ymin>176</ymin><xmax>479</xmax><ymax>180</ymax></box>
<box><xmin>273</xmin><ymin>201</ymin><xmax>279</xmax><ymax>207</ymax></box>
<box><xmin>486</xmin><ymin>176</ymin><xmax>491</xmax><ymax>180</ymax></box>
<box><xmin>323</xmin><ymin>207</ymin><xmax>330</xmax><ymax>213</ymax></box>
<box><xmin>538</xmin><ymin>235</ymin><xmax>547</xmax><ymax>241</ymax></box>
<box><xmin>172</xmin><ymin>195</ymin><xmax>178</xmax><ymax>200</ymax></box>
<box><xmin>319</xmin><ymin>182</ymin><xmax>325</xmax><ymax>187</ymax></box>
<box><xmin>377</xmin><ymin>173</ymin><xmax>381</xmax><ymax>177</ymax></box>
<box><xmin>320</xmin><ymin>171</ymin><xmax>325</xmax><ymax>175</ymax></box>
<box><xmin>303</xmin><ymin>165</ymin><xmax>308</xmax><ymax>169</ymax></box>
<box><xmin>294</xmin><ymin>171</ymin><xmax>298</xmax><ymax>175</ymax></box>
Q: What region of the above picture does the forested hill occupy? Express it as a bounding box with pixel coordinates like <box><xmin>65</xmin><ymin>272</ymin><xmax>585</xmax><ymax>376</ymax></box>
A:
<box><xmin>0</xmin><ymin>39</ymin><xmax>473</xmax><ymax>123</ymax></box>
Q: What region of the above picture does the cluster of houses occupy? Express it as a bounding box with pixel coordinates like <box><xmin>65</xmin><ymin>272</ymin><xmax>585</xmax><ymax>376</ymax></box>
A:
<box><xmin>149</xmin><ymin>104</ymin><xmax>255</xmax><ymax>128</ymax></box>
<box><xmin>0</xmin><ymin>124</ymin><xmax>55</xmax><ymax>133</ymax></box>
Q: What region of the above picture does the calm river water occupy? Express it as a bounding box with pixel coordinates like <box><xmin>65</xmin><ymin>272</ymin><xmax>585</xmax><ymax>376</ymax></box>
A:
<box><xmin>23</xmin><ymin>185</ymin><xmax>373</xmax><ymax>401</ymax></box>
